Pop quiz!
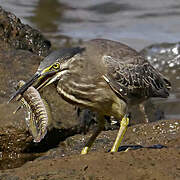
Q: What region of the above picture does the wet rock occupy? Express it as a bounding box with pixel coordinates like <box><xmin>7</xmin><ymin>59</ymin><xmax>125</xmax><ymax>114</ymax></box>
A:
<box><xmin>0</xmin><ymin>6</ymin><xmax>51</xmax><ymax>56</ymax></box>
<box><xmin>140</xmin><ymin>42</ymin><xmax>180</xmax><ymax>79</ymax></box>
<box><xmin>140</xmin><ymin>42</ymin><xmax>180</xmax><ymax>97</ymax></box>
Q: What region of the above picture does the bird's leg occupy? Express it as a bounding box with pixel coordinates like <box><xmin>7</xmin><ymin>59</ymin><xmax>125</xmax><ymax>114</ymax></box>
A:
<box><xmin>110</xmin><ymin>114</ymin><xmax>129</xmax><ymax>152</ymax></box>
<box><xmin>81</xmin><ymin>114</ymin><xmax>105</xmax><ymax>155</ymax></box>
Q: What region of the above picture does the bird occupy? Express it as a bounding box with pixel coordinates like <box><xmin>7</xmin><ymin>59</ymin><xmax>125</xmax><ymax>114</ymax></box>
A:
<box><xmin>9</xmin><ymin>39</ymin><xmax>171</xmax><ymax>154</ymax></box>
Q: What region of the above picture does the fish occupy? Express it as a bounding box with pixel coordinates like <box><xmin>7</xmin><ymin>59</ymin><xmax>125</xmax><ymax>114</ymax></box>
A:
<box><xmin>14</xmin><ymin>80</ymin><xmax>51</xmax><ymax>142</ymax></box>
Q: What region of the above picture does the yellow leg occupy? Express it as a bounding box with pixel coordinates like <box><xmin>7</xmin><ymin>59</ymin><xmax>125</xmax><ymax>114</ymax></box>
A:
<box><xmin>81</xmin><ymin>115</ymin><xmax>104</xmax><ymax>155</ymax></box>
<box><xmin>110</xmin><ymin>115</ymin><xmax>129</xmax><ymax>152</ymax></box>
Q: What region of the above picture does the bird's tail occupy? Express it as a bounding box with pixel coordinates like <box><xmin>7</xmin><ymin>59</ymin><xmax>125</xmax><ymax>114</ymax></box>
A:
<box><xmin>156</xmin><ymin>76</ymin><xmax>171</xmax><ymax>98</ymax></box>
<box><xmin>163</xmin><ymin>77</ymin><xmax>171</xmax><ymax>91</ymax></box>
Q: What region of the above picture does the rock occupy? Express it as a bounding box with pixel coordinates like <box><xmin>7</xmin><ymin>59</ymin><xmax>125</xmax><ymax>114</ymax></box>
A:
<box><xmin>0</xmin><ymin>6</ymin><xmax>51</xmax><ymax>56</ymax></box>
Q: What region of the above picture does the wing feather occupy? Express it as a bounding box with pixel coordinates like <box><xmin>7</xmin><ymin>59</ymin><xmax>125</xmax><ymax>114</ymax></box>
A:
<box><xmin>103</xmin><ymin>55</ymin><xmax>170</xmax><ymax>103</ymax></box>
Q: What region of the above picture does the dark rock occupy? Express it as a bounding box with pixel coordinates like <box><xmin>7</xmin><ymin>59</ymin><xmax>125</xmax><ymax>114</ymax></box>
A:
<box><xmin>0</xmin><ymin>6</ymin><xmax>51</xmax><ymax>56</ymax></box>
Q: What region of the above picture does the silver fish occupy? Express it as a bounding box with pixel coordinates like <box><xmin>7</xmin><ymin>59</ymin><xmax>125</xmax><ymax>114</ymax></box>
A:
<box><xmin>15</xmin><ymin>80</ymin><xmax>51</xmax><ymax>142</ymax></box>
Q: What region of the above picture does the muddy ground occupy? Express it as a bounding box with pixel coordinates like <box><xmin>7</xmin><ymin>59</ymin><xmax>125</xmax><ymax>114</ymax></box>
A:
<box><xmin>0</xmin><ymin>119</ymin><xmax>180</xmax><ymax>180</ymax></box>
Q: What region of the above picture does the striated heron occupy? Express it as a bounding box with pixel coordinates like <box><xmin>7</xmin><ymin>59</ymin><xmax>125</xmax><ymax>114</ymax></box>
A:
<box><xmin>9</xmin><ymin>39</ymin><xmax>171</xmax><ymax>154</ymax></box>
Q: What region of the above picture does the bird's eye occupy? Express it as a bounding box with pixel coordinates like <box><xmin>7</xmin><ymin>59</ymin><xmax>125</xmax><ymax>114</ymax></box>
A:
<box><xmin>52</xmin><ymin>63</ymin><xmax>60</xmax><ymax>70</ymax></box>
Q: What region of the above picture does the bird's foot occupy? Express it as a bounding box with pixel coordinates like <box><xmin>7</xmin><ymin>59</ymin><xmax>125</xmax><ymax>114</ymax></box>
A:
<box><xmin>81</xmin><ymin>146</ymin><xmax>89</xmax><ymax>155</ymax></box>
<box><xmin>124</xmin><ymin>147</ymin><xmax>130</xmax><ymax>152</ymax></box>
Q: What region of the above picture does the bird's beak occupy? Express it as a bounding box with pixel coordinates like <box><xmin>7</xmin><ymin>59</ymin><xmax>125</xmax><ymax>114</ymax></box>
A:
<box><xmin>8</xmin><ymin>69</ymin><xmax>57</xmax><ymax>103</ymax></box>
<box><xmin>8</xmin><ymin>72</ymin><xmax>40</xmax><ymax>103</ymax></box>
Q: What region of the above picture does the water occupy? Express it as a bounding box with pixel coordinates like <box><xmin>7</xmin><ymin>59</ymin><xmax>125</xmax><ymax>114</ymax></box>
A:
<box><xmin>2</xmin><ymin>0</ymin><xmax>180</xmax><ymax>50</ymax></box>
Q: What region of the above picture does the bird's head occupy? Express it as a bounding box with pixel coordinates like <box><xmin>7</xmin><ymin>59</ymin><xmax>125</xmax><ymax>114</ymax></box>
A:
<box><xmin>9</xmin><ymin>47</ymin><xmax>85</xmax><ymax>103</ymax></box>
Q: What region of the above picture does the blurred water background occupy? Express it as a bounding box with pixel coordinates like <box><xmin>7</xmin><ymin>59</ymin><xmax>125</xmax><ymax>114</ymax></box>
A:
<box><xmin>1</xmin><ymin>0</ymin><xmax>180</xmax><ymax>50</ymax></box>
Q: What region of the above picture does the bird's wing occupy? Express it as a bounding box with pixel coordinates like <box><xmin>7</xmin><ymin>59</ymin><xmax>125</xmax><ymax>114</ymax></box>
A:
<box><xmin>102</xmin><ymin>55</ymin><xmax>170</xmax><ymax>102</ymax></box>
